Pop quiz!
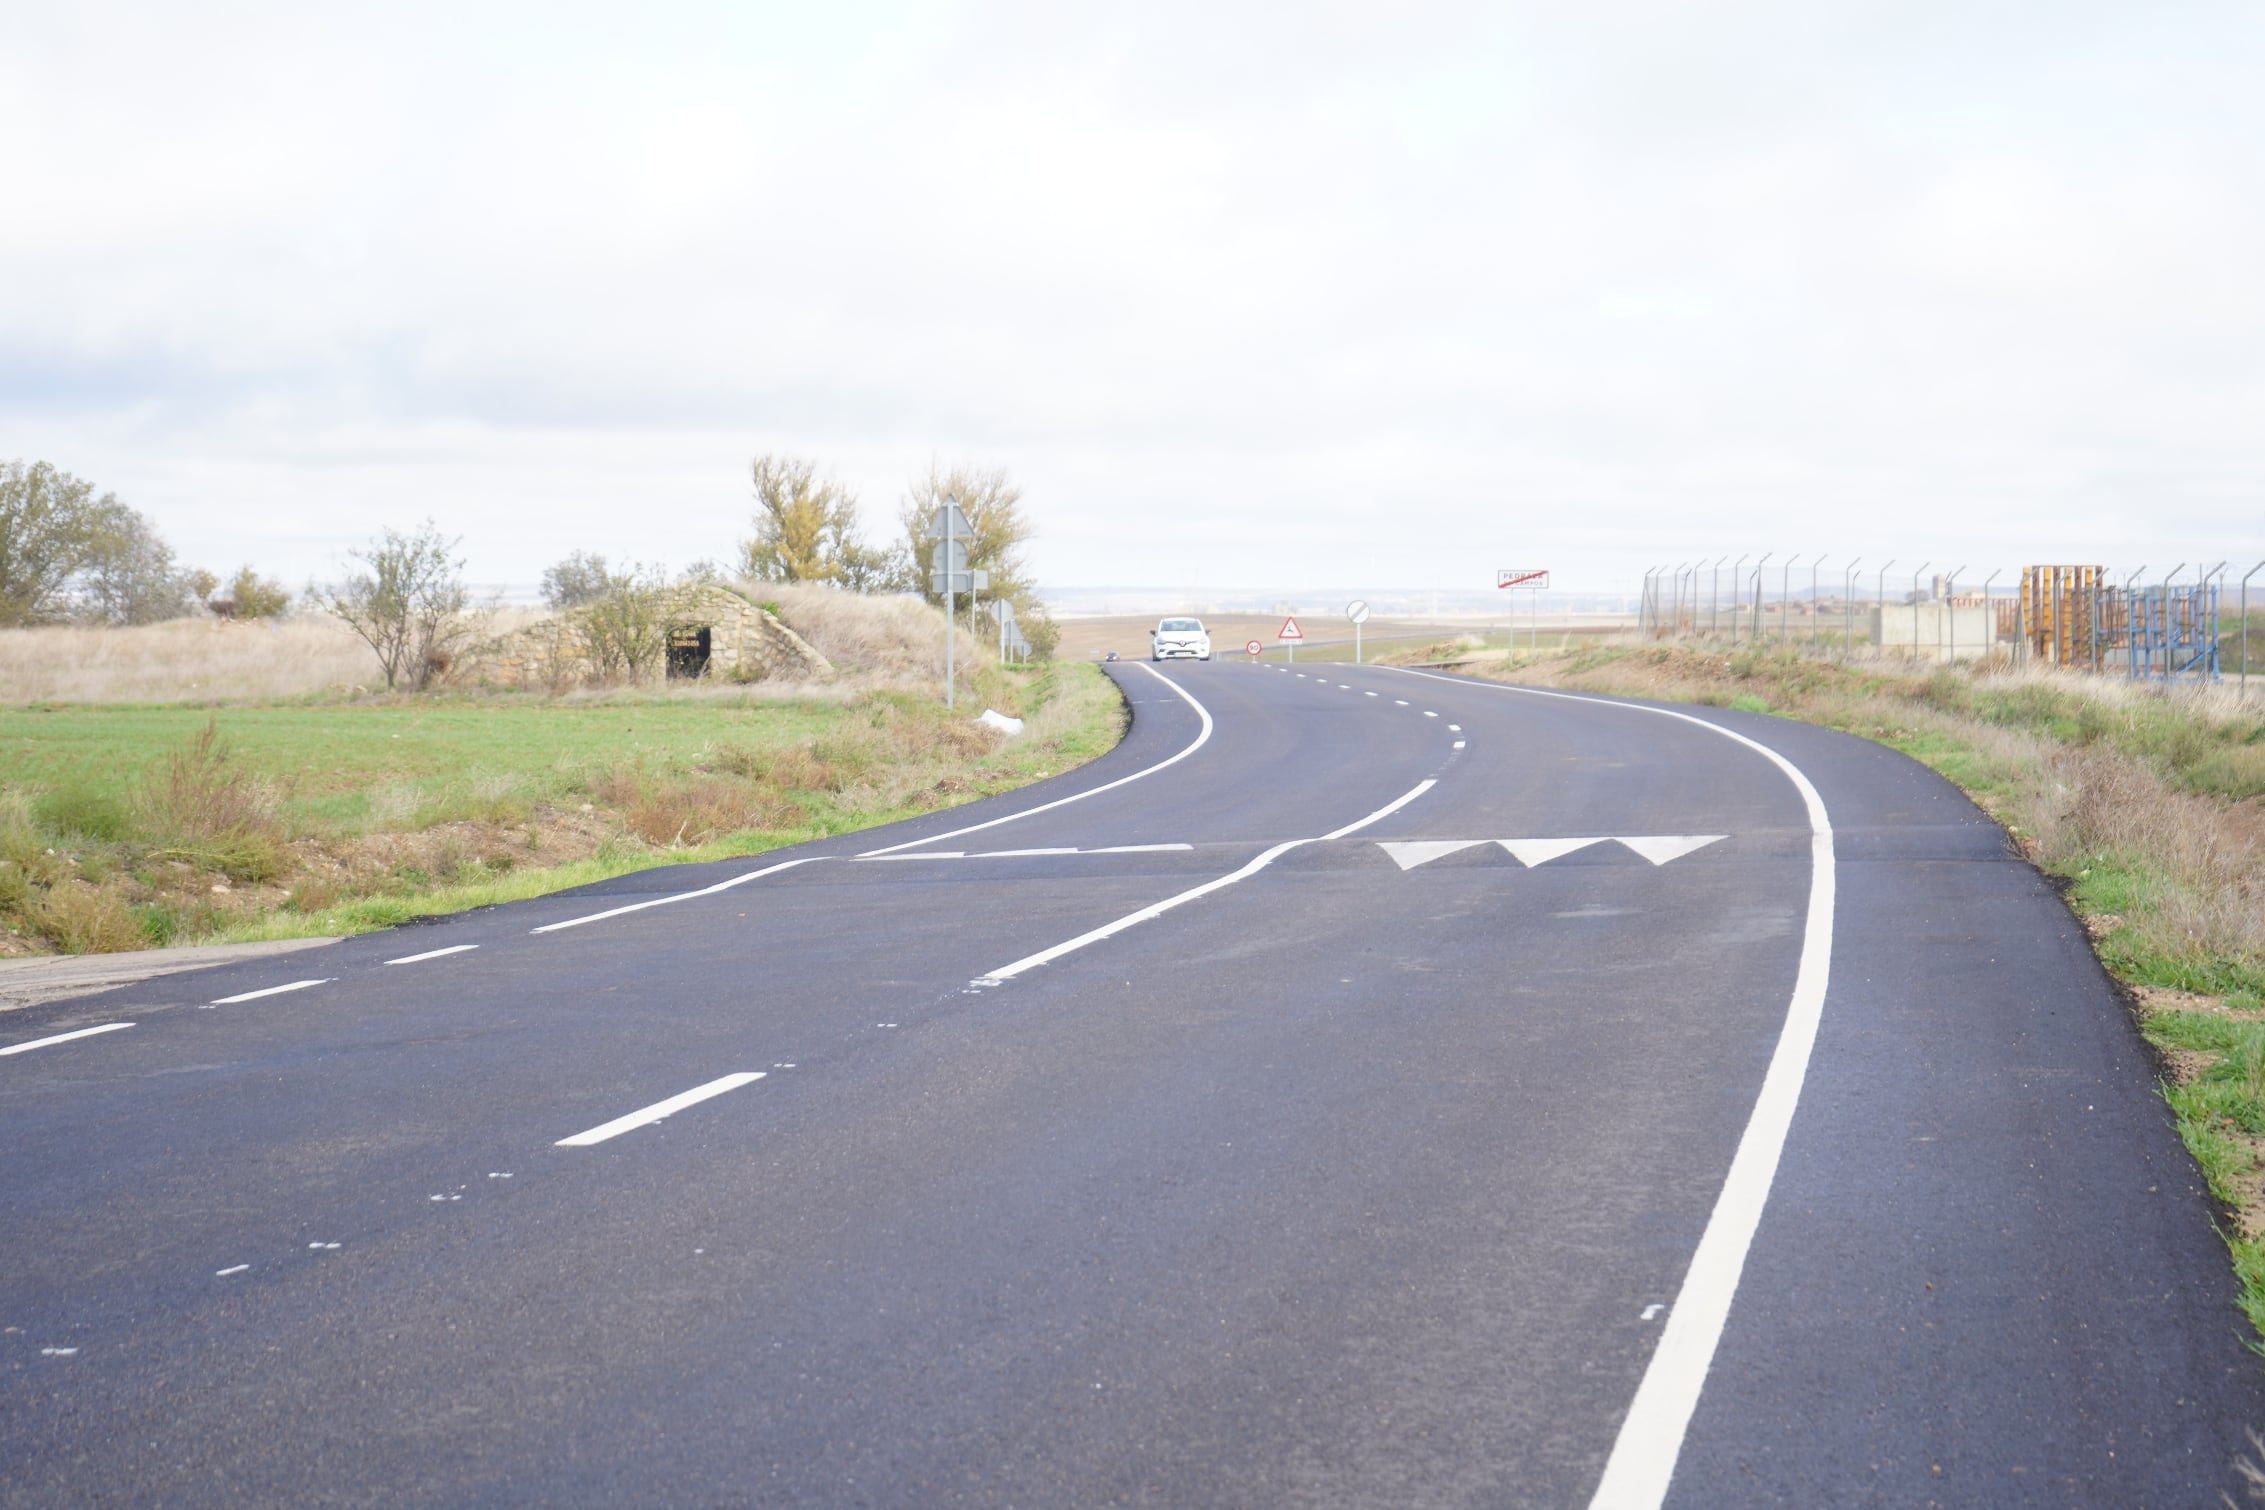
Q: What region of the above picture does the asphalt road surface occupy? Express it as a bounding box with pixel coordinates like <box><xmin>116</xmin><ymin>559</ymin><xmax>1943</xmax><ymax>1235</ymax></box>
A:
<box><xmin>6</xmin><ymin>660</ymin><xmax>2263</xmax><ymax>1506</ymax></box>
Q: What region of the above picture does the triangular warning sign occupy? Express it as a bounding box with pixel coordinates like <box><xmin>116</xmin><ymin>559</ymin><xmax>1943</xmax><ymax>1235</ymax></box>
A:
<box><xmin>1277</xmin><ymin>616</ymin><xmax>1304</xmax><ymax>641</ymax></box>
<box><xmin>1616</xmin><ymin>835</ymin><xmax>1726</xmax><ymax>866</ymax></box>
<box><xmin>1377</xmin><ymin>840</ymin><xmax>1486</xmax><ymax>871</ymax></box>
<box><xmin>1499</xmin><ymin>837</ymin><xmax>1607</xmax><ymax>867</ymax></box>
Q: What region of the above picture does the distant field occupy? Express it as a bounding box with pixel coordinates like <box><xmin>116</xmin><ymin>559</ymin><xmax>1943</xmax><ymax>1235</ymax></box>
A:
<box><xmin>1051</xmin><ymin>613</ymin><xmax>1531</xmax><ymax>663</ymax></box>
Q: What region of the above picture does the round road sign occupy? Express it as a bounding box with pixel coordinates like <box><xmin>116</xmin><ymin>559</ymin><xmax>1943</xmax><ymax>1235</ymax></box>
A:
<box><xmin>1245</xmin><ymin>639</ymin><xmax>1263</xmax><ymax>657</ymax></box>
<box><xmin>1347</xmin><ymin>599</ymin><xmax>1371</xmax><ymax>625</ymax></box>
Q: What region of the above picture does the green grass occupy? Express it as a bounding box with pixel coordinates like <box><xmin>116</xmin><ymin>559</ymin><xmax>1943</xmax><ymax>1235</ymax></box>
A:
<box><xmin>0</xmin><ymin>664</ymin><xmax>1128</xmax><ymax>953</ymax></box>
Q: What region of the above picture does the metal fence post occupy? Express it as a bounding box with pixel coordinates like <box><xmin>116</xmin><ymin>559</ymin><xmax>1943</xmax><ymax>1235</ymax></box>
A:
<box><xmin>1841</xmin><ymin>557</ymin><xmax>1861</xmax><ymax>658</ymax></box>
<box><xmin>1909</xmin><ymin>562</ymin><xmax>1930</xmax><ymax>663</ymax></box>
<box><xmin>2242</xmin><ymin>561</ymin><xmax>2265</xmax><ymax>699</ymax></box>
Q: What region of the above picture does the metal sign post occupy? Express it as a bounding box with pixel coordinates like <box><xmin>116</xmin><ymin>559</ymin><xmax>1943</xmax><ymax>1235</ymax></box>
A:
<box><xmin>1347</xmin><ymin>599</ymin><xmax>1370</xmax><ymax>663</ymax></box>
<box><xmin>925</xmin><ymin>500</ymin><xmax>983</xmax><ymax>708</ymax></box>
<box><xmin>1497</xmin><ymin>570</ymin><xmax>1549</xmax><ymax>662</ymax></box>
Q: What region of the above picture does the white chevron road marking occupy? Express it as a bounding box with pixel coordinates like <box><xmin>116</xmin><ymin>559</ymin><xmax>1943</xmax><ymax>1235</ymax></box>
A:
<box><xmin>1375</xmin><ymin>836</ymin><xmax>1730</xmax><ymax>870</ymax></box>
<box><xmin>1378</xmin><ymin>840</ymin><xmax>1489</xmax><ymax>870</ymax></box>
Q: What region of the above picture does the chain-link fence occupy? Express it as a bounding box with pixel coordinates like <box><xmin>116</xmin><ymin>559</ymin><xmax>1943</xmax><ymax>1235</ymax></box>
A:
<box><xmin>1632</xmin><ymin>558</ymin><xmax>2265</xmax><ymax>697</ymax></box>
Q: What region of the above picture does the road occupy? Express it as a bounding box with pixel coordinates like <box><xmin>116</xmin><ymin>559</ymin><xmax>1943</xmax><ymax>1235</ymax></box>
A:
<box><xmin>4</xmin><ymin>659</ymin><xmax>2261</xmax><ymax>1506</ymax></box>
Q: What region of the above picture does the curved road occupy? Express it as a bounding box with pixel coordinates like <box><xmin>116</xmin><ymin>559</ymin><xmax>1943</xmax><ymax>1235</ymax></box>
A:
<box><xmin>3</xmin><ymin>660</ymin><xmax>2260</xmax><ymax>1505</ymax></box>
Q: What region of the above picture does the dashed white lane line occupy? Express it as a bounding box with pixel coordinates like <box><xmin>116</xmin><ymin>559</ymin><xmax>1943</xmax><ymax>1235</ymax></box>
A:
<box><xmin>1394</xmin><ymin>699</ymin><xmax>1409</xmax><ymax>706</ymax></box>
<box><xmin>860</xmin><ymin>663</ymin><xmax>1216</xmax><ymax>857</ymax></box>
<box><xmin>1365</xmin><ymin>691</ymin><xmax>1379</xmax><ymax>697</ymax></box>
<box><xmin>1448</xmin><ymin>723</ymin><xmax>1461</xmax><ymax>731</ymax></box>
<box><xmin>207</xmin><ymin>980</ymin><xmax>332</xmax><ymax>1006</ymax></box>
<box><xmin>215</xmin><ymin>1264</ymin><xmax>250</xmax><ymax>1277</ymax></box>
<box><xmin>859</xmin><ymin>852</ymin><xmax>967</xmax><ymax>861</ymax></box>
<box><xmin>533</xmin><ymin>855</ymin><xmax>825</xmax><ymax>934</ymax></box>
<box><xmin>386</xmin><ymin>944</ymin><xmax>479</xmax><ymax>965</ymax></box>
<box><xmin>976</xmin><ymin>779</ymin><xmax>1436</xmax><ymax>984</ymax></box>
<box><xmin>1454</xmin><ymin>741</ymin><xmax>1466</xmax><ymax>749</ymax></box>
<box><xmin>2</xmin><ymin>1022</ymin><xmax>135</xmax><ymax>1056</ymax></box>
<box><xmin>1423</xmin><ymin>710</ymin><xmax>1439</xmax><ymax>718</ymax></box>
<box><xmin>1091</xmin><ymin>843</ymin><xmax>1193</xmax><ymax>854</ymax></box>
<box><xmin>555</xmin><ymin>1072</ymin><xmax>766</xmax><ymax>1147</ymax></box>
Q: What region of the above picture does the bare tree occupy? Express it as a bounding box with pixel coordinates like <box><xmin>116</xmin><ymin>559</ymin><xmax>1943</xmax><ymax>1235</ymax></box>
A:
<box><xmin>317</xmin><ymin>522</ymin><xmax>481</xmax><ymax>691</ymax></box>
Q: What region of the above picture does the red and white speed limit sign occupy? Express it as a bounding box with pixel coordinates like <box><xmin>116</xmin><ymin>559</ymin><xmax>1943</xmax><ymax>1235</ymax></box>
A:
<box><xmin>1245</xmin><ymin>640</ymin><xmax>1263</xmax><ymax>657</ymax></box>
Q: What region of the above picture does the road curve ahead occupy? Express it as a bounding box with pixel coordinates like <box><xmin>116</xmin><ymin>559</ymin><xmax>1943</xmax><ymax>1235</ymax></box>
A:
<box><xmin>4</xmin><ymin>661</ymin><xmax>2261</xmax><ymax>1506</ymax></box>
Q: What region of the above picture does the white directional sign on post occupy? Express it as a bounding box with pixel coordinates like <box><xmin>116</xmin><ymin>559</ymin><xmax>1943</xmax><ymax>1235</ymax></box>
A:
<box><xmin>1347</xmin><ymin>599</ymin><xmax>1370</xmax><ymax>663</ymax></box>
<box><xmin>1277</xmin><ymin>615</ymin><xmax>1304</xmax><ymax>664</ymax></box>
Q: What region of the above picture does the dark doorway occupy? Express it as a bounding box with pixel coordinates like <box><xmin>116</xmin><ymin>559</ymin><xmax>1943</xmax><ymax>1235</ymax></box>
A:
<box><xmin>667</xmin><ymin>626</ymin><xmax>712</xmax><ymax>680</ymax></box>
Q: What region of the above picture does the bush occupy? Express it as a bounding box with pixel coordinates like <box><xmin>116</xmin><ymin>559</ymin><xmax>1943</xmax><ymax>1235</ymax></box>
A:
<box><xmin>36</xmin><ymin>883</ymin><xmax>143</xmax><ymax>953</ymax></box>
<box><xmin>138</xmin><ymin>721</ymin><xmax>286</xmax><ymax>882</ymax></box>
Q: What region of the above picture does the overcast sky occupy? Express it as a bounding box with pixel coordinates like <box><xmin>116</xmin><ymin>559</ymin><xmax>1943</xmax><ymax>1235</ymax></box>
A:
<box><xmin>5</xmin><ymin>1</ymin><xmax>2262</xmax><ymax>600</ymax></box>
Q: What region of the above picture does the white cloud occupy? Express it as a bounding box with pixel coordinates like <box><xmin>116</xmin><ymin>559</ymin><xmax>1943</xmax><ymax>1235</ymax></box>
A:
<box><xmin>3</xmin><ymin>0</ymin><xmax>2260</xmax><ymax>598</ymax></box>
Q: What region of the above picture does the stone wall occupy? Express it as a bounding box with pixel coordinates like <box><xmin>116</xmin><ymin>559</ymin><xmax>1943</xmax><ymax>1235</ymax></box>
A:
<box><xmin>454</xmin><ymin>584</ymin><xmax>832</xmax><ymax>690</ymax></box>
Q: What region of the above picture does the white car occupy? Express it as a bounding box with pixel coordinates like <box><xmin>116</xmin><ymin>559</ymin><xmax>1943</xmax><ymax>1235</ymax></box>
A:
<box><xmin>1150</xmin><ymin>616</ymin><xmax>1212</xmax><ymax>661</ymax></box>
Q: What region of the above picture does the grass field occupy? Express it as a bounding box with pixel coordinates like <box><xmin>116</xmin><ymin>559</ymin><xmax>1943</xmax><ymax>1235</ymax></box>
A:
<box><xmin>1385</xmin><ymin>635</ymin><xmax>2265</xmax><ymax>1344</ymax></box>
<box><xmin>0</xmin><ymin>588</ymin><xmax>1126</xmax><ymax>958</ymax></box>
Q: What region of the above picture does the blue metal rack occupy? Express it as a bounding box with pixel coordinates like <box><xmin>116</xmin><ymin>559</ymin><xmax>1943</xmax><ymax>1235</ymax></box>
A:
<box><xmin>2122</xmin><ymin>583</ymin><xmax>2220</xmax><ymax>680</ymax></box>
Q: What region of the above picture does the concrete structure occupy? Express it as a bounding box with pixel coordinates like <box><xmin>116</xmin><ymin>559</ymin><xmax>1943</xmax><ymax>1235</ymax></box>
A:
<box><xmin>1869</xmin><ymin>601</ymin><xmax>2000</xmax><ymax>662</ymax></box>
<box><xmin>456</xmin><ymin>583</ymin><xmax>832</xmax><ymax>691</ymax></box>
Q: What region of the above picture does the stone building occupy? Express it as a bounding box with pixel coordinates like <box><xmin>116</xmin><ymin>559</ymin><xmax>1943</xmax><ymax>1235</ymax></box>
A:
<box><xmin>455</xmin><ymin>583</ymin><xmax>832</xmax><ymax>691</ymax></box>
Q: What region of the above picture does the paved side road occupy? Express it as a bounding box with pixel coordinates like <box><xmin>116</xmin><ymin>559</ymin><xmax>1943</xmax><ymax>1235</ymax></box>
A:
<box><xmin>1</xmin><ymin>660</ymin><xmax>2259</xmax><ymax>1506</ymax></box>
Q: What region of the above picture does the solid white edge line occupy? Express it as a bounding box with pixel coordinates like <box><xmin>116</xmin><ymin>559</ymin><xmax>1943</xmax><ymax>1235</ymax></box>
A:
<box><xmin>980</xmin><ymin>779</ymin><xmax>1435</xmax><ymax>982</ymax></box>
<box><xmin>385</xmin><ymin>944</ymin><xmax>479</xmax><ymax>965</ymax></box>
<box><xmin>208</xmin><ymin>979</ymin><xmax>333</xmax><ymax>1005</ymax></box>
<box><xmin>554</xmin><ymin>1071</ymin><xmax>766</xmax><ymax>1147</ymax></box>
<box><xmin>531</xmin><ymin>857</ymin><xmax>824</xmax><ymax>934</ymax></box>
<box><xmin>857</xmin><ymin>663</ymin><xmax>1216</xmax><ymax>857</ymax></box>
<box><xmin>1386</xmin><ymin>665</ymin><xmax>1836</xmax><ymax>1510</ymax></box>
<box><xmin>1</xmin><ymin>1021</ymin><xmax>135</xmax><ymax>1056</ymax></box>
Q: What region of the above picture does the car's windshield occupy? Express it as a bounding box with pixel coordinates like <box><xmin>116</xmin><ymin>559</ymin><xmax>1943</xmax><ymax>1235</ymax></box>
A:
<box><xmin>1160</xmin><ymin>618</ymin><xmax>1202</xmax><ymax>632</ymax></box>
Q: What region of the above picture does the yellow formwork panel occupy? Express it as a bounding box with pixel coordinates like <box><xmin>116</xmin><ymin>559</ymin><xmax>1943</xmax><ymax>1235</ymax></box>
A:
<box><xmin>2020</xmin><ymin>566</ymin><xmax>2109</xmax><ymax>668</ymax></box>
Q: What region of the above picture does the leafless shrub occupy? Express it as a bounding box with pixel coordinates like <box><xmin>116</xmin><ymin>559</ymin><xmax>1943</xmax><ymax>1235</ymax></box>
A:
<box><xmin>137</xmin><ymin>721</ymin><xmax>286</xmax><ymax>882</ymax></box>
<box><xmin>35</xmin><ymin>882</ymin><xmax>143</xmax><ymax>953</ymax></box>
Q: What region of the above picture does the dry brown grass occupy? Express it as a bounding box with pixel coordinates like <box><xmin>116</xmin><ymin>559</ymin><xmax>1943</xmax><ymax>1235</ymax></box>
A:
<box><xmin>759</xmin><ymin>583</ymin><xmax>950</xmax><ymax>679</ymax></box>
<box><xmin>0</xmin><ymin>609</ymin><xmax>551</xmax><ymax>703</ymax></box>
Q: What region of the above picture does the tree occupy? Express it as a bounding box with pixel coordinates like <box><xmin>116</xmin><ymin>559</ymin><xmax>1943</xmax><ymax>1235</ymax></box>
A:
<box><xmin>209</xmin><ymin>564</ymin><xmax>291</xmax><ymax>619</ymax></box>
<box><xmin>0</xmin><ymin>459</ymin><xmax>106</xmax><ymax>625</ymax></box>
<box><xmin>75</xmin><ymin>498</ymin><xmax>205</xmax><ymax>625</ymax></box>
<box><xmin>898</xmin><ymin>460</ymin><xmax>1039</xmax><ymax>611</ymax></box>
<box><xmin>576</xmin><ymin>562</ymin><xmax>673</xmax><ymax>683</ymax></box>
<box><xmin>541</xmin><ymin>549</ymin><xmax>614</xmax><ymax>611</ymax></box>
<box><xmin>741</xmin><ymin>454</ymin><xmax>865</xmax><ymax>584</ymax></box>
<box><xmin>316</xmin><ymin>522</ymin><xmax>481</xmax><ymax>691</ymax></box>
